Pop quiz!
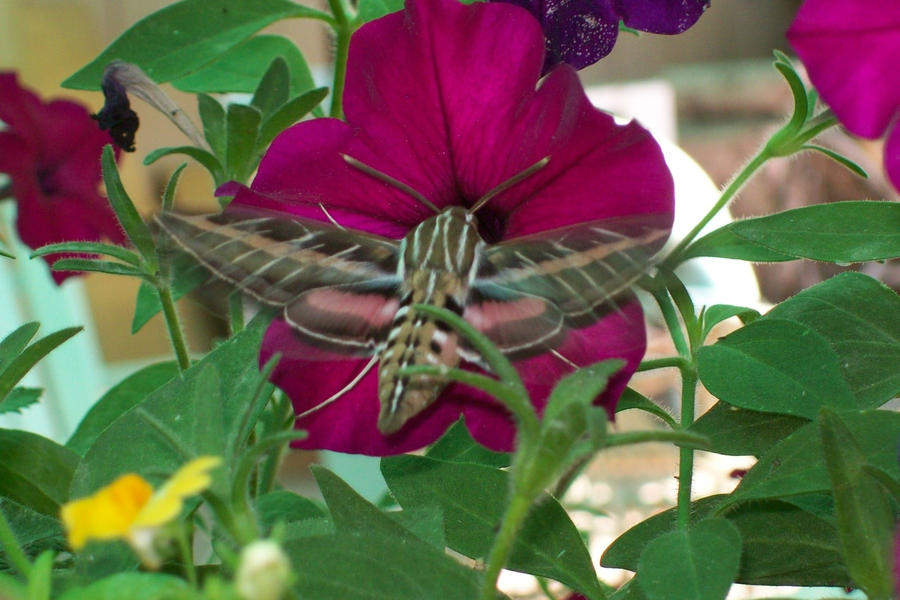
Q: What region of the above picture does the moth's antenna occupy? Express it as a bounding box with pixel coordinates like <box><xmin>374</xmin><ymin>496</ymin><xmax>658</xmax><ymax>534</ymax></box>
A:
<box><xmin>294</xmin><ymin>354</ymin><xmax>379</xmax><ymax>420</ymax></box>
<box><xmin>470</xmin><ymin>156</ymin><xmax>550</xmax><ymax>214</ymax></box>
<box><xmin>551</xmin><ymin>348</ymin><xmax>578</xmax><ymax>369</ymax></box>
<box><xmin>341</xmin><ymin>154</ymin><xmax>440</xmax><ymax>214</ymax></box>
<box><xmin>318</xmin><ymin>203</ymin><xmax>345</xmax><ymax>229</ymax></box>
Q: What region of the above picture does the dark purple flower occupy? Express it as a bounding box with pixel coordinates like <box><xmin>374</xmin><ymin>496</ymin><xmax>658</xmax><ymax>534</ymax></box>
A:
<box><xmin>0</xmin><ymin>72</ymin><xmax>126</xmax><ymax>283</ymax></box>
<box><xmin>497</xmin><ymin>0</ymin><xmax>710</xmax><ymax>71</ymax></box>
<box><xmin>93</xmin><ymin>73</ymin><xmax>139</xmax><ymax>153</ymax></box>
<box><xmin>223</xmin><ymin>0</ymin><xmax>674</xmax><ymax>455</ymax></box>
<box><xmin>787</xmin><ymin>0</ymin><xmax>900</xmax><ymax>191</ymax></box>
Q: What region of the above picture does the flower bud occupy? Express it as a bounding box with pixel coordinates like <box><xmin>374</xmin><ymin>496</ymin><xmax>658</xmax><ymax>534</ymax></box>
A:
<box><xmin>235</xmin><ymin>540</ymin><xmax>292</xmax><ymax>600</ymax></box>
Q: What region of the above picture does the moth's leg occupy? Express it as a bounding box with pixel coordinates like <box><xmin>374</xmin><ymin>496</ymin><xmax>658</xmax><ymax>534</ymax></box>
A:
<box><xmin>294</xmin><ymin>354</ymin><xmax>379</xmax><ymax>420</ymax></box>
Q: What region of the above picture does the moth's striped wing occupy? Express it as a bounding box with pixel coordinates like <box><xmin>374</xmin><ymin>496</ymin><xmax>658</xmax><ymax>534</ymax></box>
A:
<box><xmin>156</xmin><ymin>211</ymin><xmax>402</xmax><ymax>354</ymax></box>
<box><xmin>469</xmin><ymin>221</ymin><xmax>667</xmax><ymax>359</ymax></box>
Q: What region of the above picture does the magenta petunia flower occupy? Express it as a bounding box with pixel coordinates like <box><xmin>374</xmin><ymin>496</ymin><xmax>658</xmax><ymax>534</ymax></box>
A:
<box><xmin>0</xmin><ymin>73</ymin><xmax>126</xmax><ymax>283</ymax></box>
<box><xmin>222</xmin><ymin>0</ymin><xmax>674</xmax><ymax>455</ymax></box>
<box><xmin>496</xmin><ymin>0</ymin><xmax>710</xmax><ymax>71</ymax></box>
<box><xmin>787</xmin><ymin>0</ymin><xmax>900</xmax><ymax>191</ymax></box>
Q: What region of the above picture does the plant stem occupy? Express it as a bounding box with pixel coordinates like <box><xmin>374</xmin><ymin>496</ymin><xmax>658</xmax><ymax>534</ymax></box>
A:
<box><xmin>636</xmin><ymin>356</ymin><xmax>688</xmax><ymax>372</ymax></box>
<box><xmin>0</xmin><ymin>508</ymin><xmax>31</xmax><ymax>577</ymax></box>
<box><xmin>174</xmin><ymin>523</ymin><xmax>198</xmax><ymax>588</ymax></box>
<box><xmin>327</xmin><ymin>0</ymin><xmax>353</xmax><ymax>119</ymax></box>
<box><xmin>650</xmin><ymin>287</ymin><xmax>690</xmax><ymax>359</ymax></box>
<box><xmin>479</xmin><ymin>490</ymin><xmax>534</xmax><ymax>600</ymax></box>
<box><xmin>663</xmin><ymin>148</ymin><xmax>770</xmax><ymax>267</ymax></box>
<box><xmin>676</xmin><ymin>368</ymin><xmax>698</xmax><ymax>530</ymax></box>
<box><xmin>157</xmin><ymin>285</ymin><xmax>191</xmax><ymax>371</ymax></box>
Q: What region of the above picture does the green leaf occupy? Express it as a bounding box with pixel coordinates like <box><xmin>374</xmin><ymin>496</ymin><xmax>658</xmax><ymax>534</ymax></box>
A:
<box><xmin>700</xmin><ymin>304</ymin><xmax>760</xmax><ymax>340</ymax></box>
<box><xmin>250</xmin><ymin>56</ymin><xmax>290</xmax><ymax>119</ymax></box>
<box><xmin>689</xmin><ymin>403</ymin><xmax>808</xmax><ymax>457</ymax></box>
<box><xmin>697</xmin><ymin>319</ymin><xmax>856</xmax><ymax>418</ymax></box>
<box><xmin>389</xmin><ymin>505</ymin><xmax>446</xmax><ymax>550</ymax></box>
<box><xmin>819</xmin><ymin>409</ymin><xmax>895</xmax><ymax>598</ymax></box>
<box><xmin>636</xmin><ymin>518</ymin><xmax>741</xmax><ymax>600</ymax></box>
<box><xmin>29</xmin><ymin>242</ymin><xmax>141</xmax><ymax>267</ymax></box>
<box><xmin>256</xmin><ymin>490</ymin><xmax>327</xmax><ymax>533</ymax></box>
<box><xmin>57</xmin><ymin>573</ymin><xmax>194</xmax><ymax>600</ymax></box>
<box><xmin>255</xmin><ymin>87</ymin><xmax>329</xmax><ymax>153</ymax></box>
<box><xmin>197</xmin><ymin>94</ymin><xmax>226</xmax><ymax>160</ymax></box>
<box><xmin>602</xmin><ymin>496</ymin><xmax>849</xmax><ymax>587</ymax></box>
<box><xmin>615</xmin><ymin>388</ymin><xmax>677</xmax><ymax>429</ymax></box>
<box><xmin>132</xmin><ymin>253</ymin><xmax>210</xmax><ymax>333</ymax></box>
<box><xmin>772</xmin><ymin>53</ymin><xmax>808</xmax><ymax>136</ymax></box>
<box><xmin>682</xmin><ymin>226</ymin><xmax>795</xmax><ymax>262</ymax></box>
<box><xmin>101</xmin><ymin>146</ymin><xmax>157</xmax><ymax>265</ymax></box>
<box><xmin>426</xmin><ymin>418</ymin><xmax>511</xmax><ymax>468</ymax></box>
<box><xmin>69</xmin><ymin>317</ymin><xmax>269</xmax><ymax>499</ymax></box>
<box><xmin>382</xmin><ymin>455</ymin><xmax>605</xmax><ymax>599</ymax></box>
<box><xmin>686</xmin><ymin>202</ymin><xmax>900</xmax><ymax>263</ymax></box>
<box><xmin>0</xmin><ymin>498</ymin><xmax>65</xmax><ymax>566</ymax></box>
<box><xmin>161</xmin><ymin>163</ymin><xmax>188</xmax><ymax>213</ymax></box>
<box><xmin>721</xmin><ymin>410</ymin><xmax>900</xmax><ymax>509</ymax></box>
<box><xmin>225</xmin><ymin>104</ymin><xmax>262</xmax><ymax>182</ymax></box>
<box><xmin>801</xmin><ymin>144</ymin><xmax>868</xmax><ymax>178</ymax></box>
<box><xmin>66</xmin><ymin>362</ymin><xmax>179</xmax><ymax>456</ymax></box>
<box><xmin>50</xmin><ymin>258</ymin><xmax>147</xmax><ymax>279</ymax></box>
<box><xmin>0</xmin><ymin>430</ymin><xmax>79</xmax><ymax>516</ymax></box>
<box><xmin>26</xmin><ymin>550</ymin><xmax>53</xmax><ymax>600</ymax></box>
<box><xmin>288</xmin><ymin>467</ymin><xmax>481</xmax><ymax>600</ymax></box>
<box><xmin>0</xmin><ymin>388</ymin><xmax>41</xmax><ymax>415</ymax></box>
<box><xmin>172</xmin><ymin>34</ymin><xmax>315</xmax><ymax>98</ymax></box>
<box><xmin>143</xmin><ymin>146</ymin><xmax>224</xmax><ymax>184</ymax></box>
<box><xmin>356</xmin><ymin>0</ymin><xmax>404</xmax><ymax>23</ymax></box>
<box><xmin>0</xmin><ymin>326</ymin><xmax>82</xmax><ymax>403</ymax></box>
<box><xmin>766</xmin><ymin>272</ymin><xmax>900</xmax><ymax>408</ymax></box>
<box><xmin>63</xmin><ymin>0</ymin><xmax>325</xmax><ymax>90</ymax></box>
<box><xmin>0</xmin><ymin>323</ymin><xmax>40</xmax><ymax>372</ymax></box>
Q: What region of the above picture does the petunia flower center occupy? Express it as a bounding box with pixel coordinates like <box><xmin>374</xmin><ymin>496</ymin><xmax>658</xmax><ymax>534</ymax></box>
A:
<box><xmin>473</xmin><ymin>205</ymin><xmax>507</xmax><ymax>244</ymax></box>
<box><xmin>35</xmin><ymin>165</ymin><xmax>61</xmax><ymax>196</ymax></box>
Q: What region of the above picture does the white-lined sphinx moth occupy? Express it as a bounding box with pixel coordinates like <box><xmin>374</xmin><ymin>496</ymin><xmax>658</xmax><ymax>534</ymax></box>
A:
<box><xmin>157</xmin><ymin>157</ymin><xmax>665</xmax><ymax>434</ymax></box>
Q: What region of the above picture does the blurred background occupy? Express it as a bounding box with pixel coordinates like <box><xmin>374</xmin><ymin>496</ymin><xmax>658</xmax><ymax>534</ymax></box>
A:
<box><xmin>0</xmin><ymin>1</ymin><xmax>895</xmax><ymax>598</ymax></box>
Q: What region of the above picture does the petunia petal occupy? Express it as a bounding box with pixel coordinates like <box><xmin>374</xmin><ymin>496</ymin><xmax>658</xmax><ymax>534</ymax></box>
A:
<box><xmin>0</xmin><ymin>72</ymin><xmax>42</xmax><ymax>133</ymax></box>
<box><xmin>886</xmin><ymin>121</ymin><xmax>900</xmax><ymax>192</ymax></box>
<box><xmin>787</xmin><ymin>0</ymin><xmax>900</xmax><ymax>138</ymax></box>
<box><xmin>615</xmin><ymin>0</ymin><xmax>710</xmax><ymax>34</ymax></box>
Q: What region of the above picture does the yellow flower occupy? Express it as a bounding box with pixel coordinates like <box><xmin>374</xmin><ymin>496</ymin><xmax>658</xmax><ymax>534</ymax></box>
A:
<box><xmin>61</xmin><ymin>456</ymin><xmax>221</xmax><ymax>566</ymax></box>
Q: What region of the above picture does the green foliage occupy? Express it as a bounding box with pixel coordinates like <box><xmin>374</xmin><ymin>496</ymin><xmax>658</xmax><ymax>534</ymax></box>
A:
<box><xmin>0</xmin><ymin>431</ymin><xmax>79</xmax><ymax>516</ymax></box>
<box><xmin>63</xmin><ymin>0</ymin><xmax>328</xmax><ymax>90</ymax></box>
<box><xmin>0</xmin><ymin>323</ymin><xmax>82</xmax><ymax>412</ymax></box>
<box><xmin>57</xmin><ymin>573</ymin><xmax>194</xmax><ymax>600</ymax></box>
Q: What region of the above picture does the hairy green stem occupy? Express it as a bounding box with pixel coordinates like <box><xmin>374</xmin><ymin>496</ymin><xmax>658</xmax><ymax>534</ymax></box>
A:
<box><xmin>651</xmin><ymin>287</ymin><xmax>690</xmax><ymax>359</ymax></box>
<box><xmin>0</xmin><ymin>509</ymin><xmax>31</xmax><ymax>578</ymax></box>
<box><xmin>157</xmin><ymin>285</ymin><xmax>191</xmax><ymax>371</ymax></box>
<box><xmin>676</xmin><ymin>369</ymin><xmax>698</xmax><ymax>529</ymax></box>
<box><xmin>637</xmin><ymin>356</ymin><xmax>689</xmax><ymax>372</ymax></box>
<box><xmin>327</xmin><ymin>0</ymin><xmax>353</xmax><ymax>119</ymax></box>
<box><xmin>664</xmin><ymin>148</ymin><xmax>770</xmax><ymax>267</ymax></box>
<box><xmin>479</xmin><ymin>491</ymin><xmax>534</xmax><ymax>600</ymax></box>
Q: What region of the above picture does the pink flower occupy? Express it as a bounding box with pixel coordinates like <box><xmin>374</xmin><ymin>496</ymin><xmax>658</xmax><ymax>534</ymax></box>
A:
<box><xmin>0</xmin><ymin>73</ymin><xmax>126</xmax><ymax>283</ymax></box>
<box><xmin>223</xmin><ymin>0</ymin><xmax>674</xmax><ymax>455</ymax></box>
<box><xmin>787</xmin><ymin>0</ymin><xmax>900</xmax><ymax>191</ymax></box>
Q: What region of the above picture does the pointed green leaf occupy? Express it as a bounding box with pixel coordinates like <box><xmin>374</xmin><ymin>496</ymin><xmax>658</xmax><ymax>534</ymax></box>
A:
<box><xmin>616</xmin><ymin>388</ymin><xmax>677</xmax><ymax>429</ymax></box>
<box><xmin>698</xmin><ymin>319</ymin><xmax>855</xmax><ymax>418</ymax></box>
<box><xmin>772</xmin><ymin>53</ymin><xmax>808</xmax><ymax>136</ymax></box>
<box><xmin>161</xmin><ymin>163</ymin><xmax>188</xmax><ymax>213</ymax></box>
<box><xmin>802</xmin><ymin>145</ymin><xmax>868</xmax><ymax>178</ymax></box>
<box><xmin>766</xmin><ymin>272</ymin><xmax>900</xmax><ymax>408</ymax></box>
<box><xmin>0</xmin><ymin>498</ymin><xmax>65</xmax><ymax>567</ymax></box>
<box><xmin>382</xmin><ymin>454</ymin><xmax>605</xmax><ymax>599</ymax></box>
<box><xmin>197</xmin><ymin>94</ymin><xmax>227</xmax><ymax>160</ymax></box>
<box><xmin>50</xmin><ymin>258</ymin><xmax>147</xmax><ymax>279</ymax></box>
<box><xmin>250</xmin><ymin>57</ymin><xmax>290</xmax><ymax>118</ymax></box>
<box><xmin>426</xmin><ymin>418</ymin><xmax>511</xmax><ymax>468</ymax></box>
<box><xmin>0</xmin><ymin>326</ymin><xmax>82</xmax><ymax>402</ymax></box>
<box><xmin>101</xmin><ymin>146</ymin><xmax>157</xmax><ymax>265</ymax></box>
<box><xmin>256</xmin><ymin>87</ymin><xmax>328</xmax><ymax>153</ymax></box>
<box><xmin>256</xmin><ymin>490</ymin><xmax>328</xmax><ymax>533</ymax></box>
<box><xmin>356</xmin><ymin>0</ymin><xmax>404</xmax><ymax>23</ymax></box>
<box><xmin>30</xmin><ymin>242</ymin><xmax>141</xmax><ymax>267</ymax></box>
<box><xmin>66</xmin><ymin>362</ymin><xmax>179</xmax><ymax>456</ymax></box>
<box><xmin>0</xmin><ymin>323</ymin><xmax>40</xmax><ymax>372</ymax></box>
<box><xmin>225</xmin><ymin>104</ymin><xmax>262</xmax><ymax>182</ymax></box>
<box><xmin>700</xmin><ymin>304</ymin><xmax>759</xmax><ymax>340</ymax></box>
<box><xmin>690</xmin><ymin>403</ymin><xmax>808</xmax><ymax>456</ymax></box>
<box><xmin>683</xmin><ymin>226</ymin><xmax>795</xmax><ymax>262</ymax></box>
<box><xmin>819</xmin><ymin>409</ymin><xmax>895</xmax><ymax>599</ymax></box>
<box><xmin>0</xmin><ymin>430</ymin><xmax>79</xmax><ymax>516</ymax></box>
<box><xmin>173</xmin><ymin>34</ymin><xmax>315</xmax><ymax>98</ymax></box>
<box><xmin>0</xmin><ymin>387</ymin><xmax>42</xmax><ymax>415</ymax></box>
<box><xmin>143</xmin><ymin>146</ymin><xmax>224</xmax><ymax>184</ymax></box>
<box><xmin>63</xmin><ymin>0</ymin><xmax>327</xmax><ymax>90</ymax></box>
<box><xmin>721</xmin><ymin>411</ymin><xmax>900</xmax><ymax>509</ymax></box>
<box><xmin>636</xmin><ymin>518</ymin><xmax>741</xmax><ymax>600</ymax></box>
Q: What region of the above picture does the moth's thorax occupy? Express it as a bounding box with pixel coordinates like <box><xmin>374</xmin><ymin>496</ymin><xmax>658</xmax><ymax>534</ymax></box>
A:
<box><xmin>401</xmin><ymin>206</ymin><xmax>484</xmax><ymax>277</ymax></box>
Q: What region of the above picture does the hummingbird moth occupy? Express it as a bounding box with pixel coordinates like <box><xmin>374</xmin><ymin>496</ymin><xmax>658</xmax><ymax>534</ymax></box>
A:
<box><xmin>156</xmin><ymin>156</ymin><xmax>665</xmax><ymax>435</ymax></box>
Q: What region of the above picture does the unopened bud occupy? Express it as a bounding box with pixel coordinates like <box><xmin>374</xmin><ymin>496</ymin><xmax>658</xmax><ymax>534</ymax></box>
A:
<box><xmin>235</xmin><ymin>539</ymin><xmax>292</xmax><ymax>600</ymax></box>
